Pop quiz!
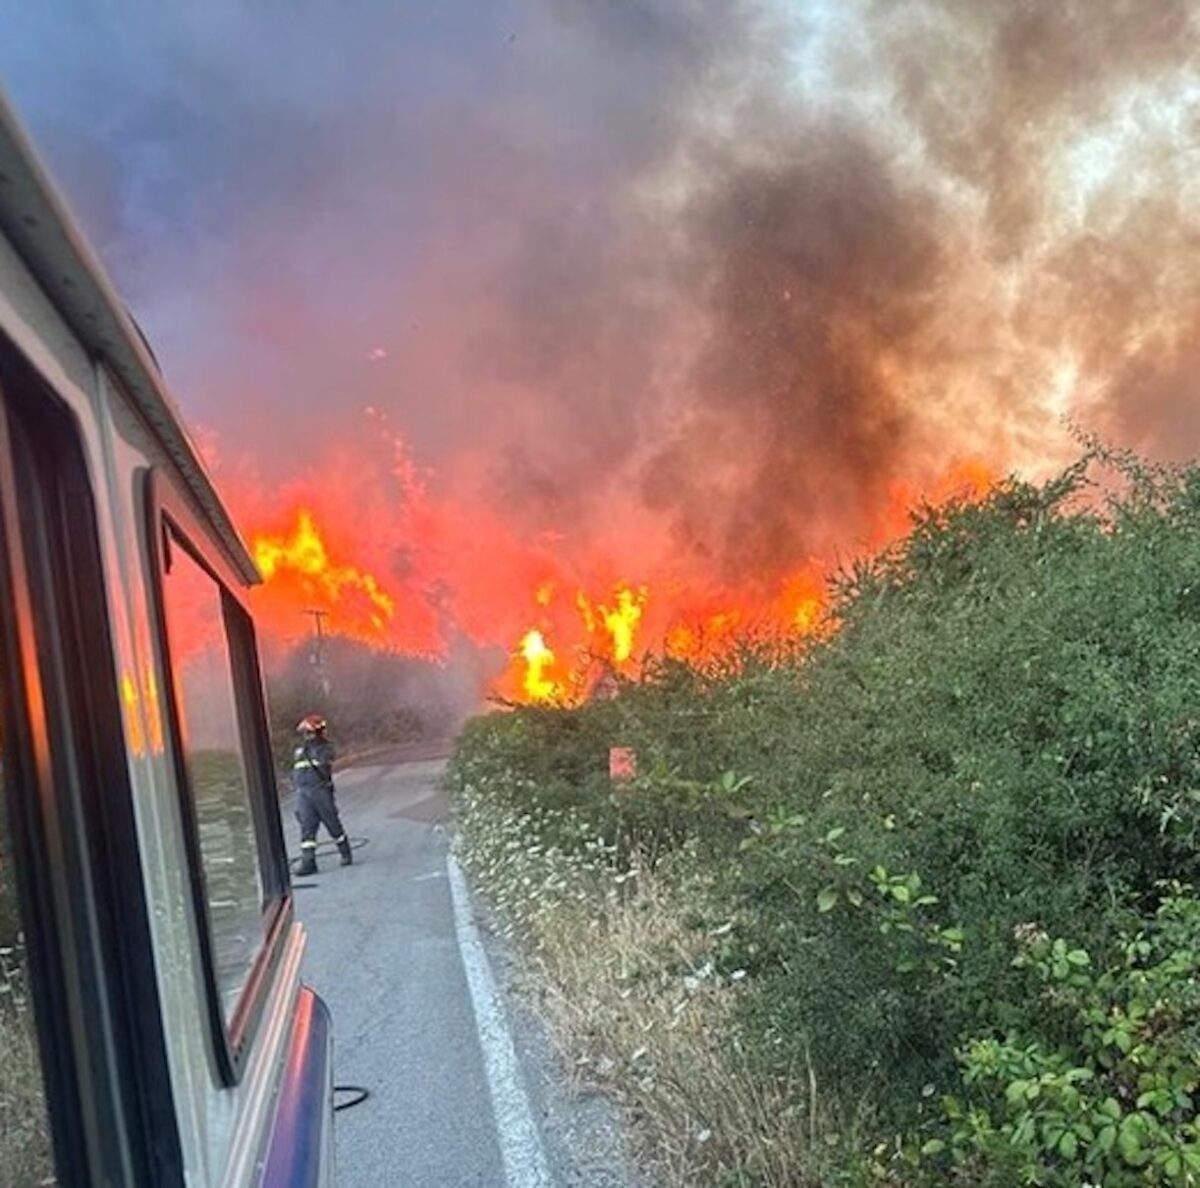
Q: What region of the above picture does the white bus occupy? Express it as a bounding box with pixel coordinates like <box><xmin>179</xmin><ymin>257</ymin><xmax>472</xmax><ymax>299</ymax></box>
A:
<box><xmin>0</xmin><ymin>89</ymin><xmax>334</xmax><ymax>1186</ymax></box>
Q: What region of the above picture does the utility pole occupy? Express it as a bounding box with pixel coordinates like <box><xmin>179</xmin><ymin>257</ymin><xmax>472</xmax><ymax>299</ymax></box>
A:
<box><xmin>304</xmin><ymin>608</ymin><xmax>331</xmax><ymax>698</ymax></box>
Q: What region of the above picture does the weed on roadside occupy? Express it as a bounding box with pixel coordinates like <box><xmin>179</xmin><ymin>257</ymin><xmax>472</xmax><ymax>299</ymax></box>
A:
<box><xmin>454</xmin><ymin>781</ymin><xmax>828</xmax><ymax>1186</ymax></box>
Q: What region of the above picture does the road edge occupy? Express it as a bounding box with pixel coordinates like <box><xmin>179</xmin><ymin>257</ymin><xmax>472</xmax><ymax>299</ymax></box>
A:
<box><xmin>446</xmin><ymin>849</ymin><xmax>553</xmax><ymax>1188</ymax></box>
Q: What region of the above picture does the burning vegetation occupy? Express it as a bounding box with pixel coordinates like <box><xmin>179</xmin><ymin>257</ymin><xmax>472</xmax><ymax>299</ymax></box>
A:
<box><xmin>241</xmin><ymin>452</ymin><xmax>992</xmax><ymax>707</ymax></box>
<box><xmin>449</xmin><ymin>449</ymin><xmax>1200</xmax><ymax>1185</ymax></box>
<box><xmin>147</xmin><ymin>0</ymin><xmax>1200</xmax><ymax>716</ymax></box>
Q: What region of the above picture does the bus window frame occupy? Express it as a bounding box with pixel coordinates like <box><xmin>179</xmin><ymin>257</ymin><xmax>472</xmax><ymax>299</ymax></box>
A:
<box><xmin>0</xmin><ymin>349</ymin><xmax>86</xmax><ymax>1186</ymax></box>
<box><xmin>142</xmin><ymin>467</ymin><xmax>291</xmax><ymax>1086</ymax></box>
<box><xmin>0</xmin><ymin>336</ymin><xmax>187</xmax><ymax>1186</ymax></box>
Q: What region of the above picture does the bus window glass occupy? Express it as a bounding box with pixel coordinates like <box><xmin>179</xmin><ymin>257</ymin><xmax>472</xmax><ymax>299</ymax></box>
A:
<box><xmin>160</xmin><ymin>534</ymin><xmax>264</xmax><ymax>1017</ymax></box>
<box><xmin>0</xmin><ymin>698</ymin><xmax>55</xmax><ymax>1182</ymax></box>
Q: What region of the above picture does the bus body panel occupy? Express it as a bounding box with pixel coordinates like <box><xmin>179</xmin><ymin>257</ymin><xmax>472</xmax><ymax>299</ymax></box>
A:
<box><xmin>0</xmin><ymin>88</ymin><xmax>332</xmax><ymax>1187</ymax></box>
<box><xmin>259</xmin><ymin>986</ymin><xmax>335</xmax><ymax>1188</ymax></box>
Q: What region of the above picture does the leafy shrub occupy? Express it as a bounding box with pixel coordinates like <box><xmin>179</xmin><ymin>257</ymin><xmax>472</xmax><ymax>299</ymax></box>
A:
<box><xmin>707</xmin><ymin>455</ymin><xmax>1200</xmax><ymax>1113</ymax></box>
<box><xmin>895</xmin><ymin>890</ymin><xmax>1200</xmax><ymax>1186</ymax></box>
<box><xmin>452</xmin><ymin>448</ymin><xmax>1200</xmax><ymax>1183</ymax></box>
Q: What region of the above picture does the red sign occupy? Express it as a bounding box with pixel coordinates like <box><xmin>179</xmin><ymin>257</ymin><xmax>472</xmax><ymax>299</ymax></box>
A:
<box><xmin>609</xmin><ymin>746</ymin><xmax>637</xmax><ymax>784</ymax></box>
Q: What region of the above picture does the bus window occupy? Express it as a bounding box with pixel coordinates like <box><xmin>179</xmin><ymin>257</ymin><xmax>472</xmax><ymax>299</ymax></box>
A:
<box><xmin>0</xmin><ymin>659</ymin><xmax>54</xmax><ymax>1186</ymax></box>
<box><xmin>158</xmin><ymin>532</ymin><xmax>265</xmax><ymax>1019</ymax></box>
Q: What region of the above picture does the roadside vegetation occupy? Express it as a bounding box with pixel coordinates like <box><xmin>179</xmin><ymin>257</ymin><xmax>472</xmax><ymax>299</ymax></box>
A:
<box><xmin>451</xmin><ymin>447</ymin><xmax>1200</xmax><ymax>1186</ymax></box>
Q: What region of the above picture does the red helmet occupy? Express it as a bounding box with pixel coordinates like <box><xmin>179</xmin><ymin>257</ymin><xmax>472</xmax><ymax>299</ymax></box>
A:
<box><xmin>297</xmin><ymin>713</ymin><xmax>327</xmax><ymax>735</ymax></box>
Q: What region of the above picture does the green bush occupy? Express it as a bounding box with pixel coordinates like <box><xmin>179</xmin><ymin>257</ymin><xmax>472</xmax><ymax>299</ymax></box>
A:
<box><xmin>731</xmin><ymin>460</ymin><xmax>1200</xmax><ymax>1102</ymax></box>
<box><xmin>899</xmin><ymin>890</ymin><xmax>1200</xmax><ymax>1186</ymax></box>
<box><xmin>451</xmin><ymin>449</ymin><xmax>1200</xmax><ymax>1183</ymax></box>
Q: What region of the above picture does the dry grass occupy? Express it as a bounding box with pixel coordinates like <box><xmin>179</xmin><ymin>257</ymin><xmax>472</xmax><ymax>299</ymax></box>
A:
<box><xmin>455</xmin><ymin>788</ymin><xmax>823</xmax><ymax>1186</ymax></box>
<box><xmin>525</xmin><ymin>871</ymin><xmax>821</xmax><ymax>1186</ymax></box>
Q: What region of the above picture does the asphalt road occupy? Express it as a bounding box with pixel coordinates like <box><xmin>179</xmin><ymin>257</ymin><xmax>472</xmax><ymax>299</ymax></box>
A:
<box><xmin>292</xmin><ymin>754</ymin><xmax>642</xmax><ymax>1188</ymax></box>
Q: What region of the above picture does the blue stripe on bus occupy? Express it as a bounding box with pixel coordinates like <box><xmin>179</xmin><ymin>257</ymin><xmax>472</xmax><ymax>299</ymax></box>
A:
<box><xmin>260</xmin><ymin>986</ymin><xmax>332</xmax><ymax>1188</ymax></box>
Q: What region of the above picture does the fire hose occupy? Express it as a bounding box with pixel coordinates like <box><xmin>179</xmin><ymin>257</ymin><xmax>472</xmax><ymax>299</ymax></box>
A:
<box><xmin>283</xmin><ymin>836</ymin><xmax>373</xmax><ymax>1114</ymax></box>
<box><xmin>333</xmin><ymin>1085</ymin><xmax>370</xmax><ymax>1112</ymax></box>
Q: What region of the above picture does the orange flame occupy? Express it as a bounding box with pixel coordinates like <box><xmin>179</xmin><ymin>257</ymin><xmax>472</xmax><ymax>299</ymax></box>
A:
<box><xmin>599</xmin><ymin>585</ymin><xmax>646</xmax><ymax>664</ymax></box>
<box><xmin>575</xmin><ymin>583</ymin><xmax>647</xmax><ymax>666</ymax></box>
<box><xmin>519</xmin><ymin>629</ymin><xmax>560</xmax><ymax>701</ymax></box>
<box><xmin>252</xmin><ymin>509</ymin><xmax>395</xmax><ymax>637</ymax></box>
<box><xmin>234</xmin><ymin>445</ymin><xmax>996</xmax><ymax>706</ymax></box>
<box><xmin>777</xmin><ymin>568</ymin><xmax>826</xmax><ymax>635</ymax></box>
<box><xmin>501</xmin><ymin>459</ymin><xmax>994</xmax><ymax>701</ymax></box>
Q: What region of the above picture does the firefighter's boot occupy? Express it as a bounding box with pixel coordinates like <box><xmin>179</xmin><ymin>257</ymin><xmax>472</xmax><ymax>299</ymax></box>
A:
<box><xmin>296</xmin><ymin>846</ymin><xmax>318</xmax><ymax>877</ymax></box>
<box><xmin>337</xmin><ymin>835</ymin><xmax>353</xmax><ymax>866</ymax></box>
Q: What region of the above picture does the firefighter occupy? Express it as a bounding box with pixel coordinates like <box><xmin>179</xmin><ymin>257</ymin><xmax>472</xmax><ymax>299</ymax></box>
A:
<box><xmin>292</xmin><ymin>713</ymin><xmax>353</xmax><ymax>876</ymax></box>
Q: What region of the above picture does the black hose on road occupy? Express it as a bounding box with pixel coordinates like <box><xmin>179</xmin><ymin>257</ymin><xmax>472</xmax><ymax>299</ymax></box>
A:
<box><xmin>333</xmin><ymin>1085</ymin><xmax>371</xmax><ymax>1113</ymax></box>
<box><xmin>285</xmin><ymin>839</ymin><xmax>375</xmax><ymax>1115</ymax></box>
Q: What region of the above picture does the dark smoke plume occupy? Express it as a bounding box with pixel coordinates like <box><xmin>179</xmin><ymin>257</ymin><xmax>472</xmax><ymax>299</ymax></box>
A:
<box><xmin>469</xmin><ymin>0</ymin><xmax>1200</xmax><ymax>577</ymax></box>
<box><xmin>5</xmin><ymin>0</ymin><xmax>1200</xmax><ymax>591</ymax></box>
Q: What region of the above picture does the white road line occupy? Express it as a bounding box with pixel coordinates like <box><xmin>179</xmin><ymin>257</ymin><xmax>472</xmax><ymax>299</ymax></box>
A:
<box><xmin>446</xmin><ymin>851</ymin><xmax>553</xmax><ymax>1188</ymax></box>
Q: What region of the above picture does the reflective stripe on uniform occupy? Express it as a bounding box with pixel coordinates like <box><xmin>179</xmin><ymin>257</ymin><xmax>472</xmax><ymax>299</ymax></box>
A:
<box><xmin>300</xmin><ymin>840</ymin><xmax>317</xmax><ymax>850</ymax></box>
<box><xmin>293</xmin><ymin>748</ymin><xmax>328</xmax><ymax>772</ymax></box>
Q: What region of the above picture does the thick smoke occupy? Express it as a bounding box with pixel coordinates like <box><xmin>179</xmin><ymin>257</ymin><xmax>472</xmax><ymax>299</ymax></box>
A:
<box><xmin>4</xmin><ymin>0</ymin><xmax>1200</xmax><ymax>616</ymax></box>
<box><xmin>464</xmin><ymin>0</ymin><xmax>1200</xmax><ymax>576</ymax></box>
<box><xmin>644</xmin><ymin>132</ymin><xmax>945</xmax><ymax>578</ymax></box>
<box><xmin>875</xmin><ymin>0</ymin><xmax>1200</xmax><ymax>459</ymax></box>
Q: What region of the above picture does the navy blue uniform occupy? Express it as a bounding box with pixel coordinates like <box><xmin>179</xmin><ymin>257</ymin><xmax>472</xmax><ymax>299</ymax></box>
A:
<box><xmin>293</xmin><ymin>737</ymin><xmax>347</xmax><ymax>852</ymax></box>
